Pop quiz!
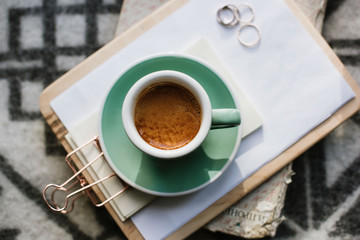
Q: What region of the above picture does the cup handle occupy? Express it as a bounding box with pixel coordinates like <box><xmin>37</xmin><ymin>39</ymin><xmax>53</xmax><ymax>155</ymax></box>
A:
<box><xmin>211</xmin><ymin>109</ymin><xmax>241</xmax><ymax>129</ymax></box>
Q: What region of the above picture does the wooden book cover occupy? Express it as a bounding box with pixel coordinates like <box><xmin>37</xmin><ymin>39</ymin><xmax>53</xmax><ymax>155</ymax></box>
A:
<box><xmin>39</xmin><ymin>0</ymin><xmax>360</xmax><ymax>239</ymax></box>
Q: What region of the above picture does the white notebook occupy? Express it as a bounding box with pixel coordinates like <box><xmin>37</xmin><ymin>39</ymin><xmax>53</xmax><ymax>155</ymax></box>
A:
<box><xmin>64</xmin><ymin>38</ymin><xmax>262</xmax><ymax>221</ymax></box>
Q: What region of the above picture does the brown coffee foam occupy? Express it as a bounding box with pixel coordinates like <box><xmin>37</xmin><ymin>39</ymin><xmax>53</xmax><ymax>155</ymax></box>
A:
<box><xmin>134</xmin><ymin>82</ymin><xmax>201</xmax><ymax>150</ymax></box>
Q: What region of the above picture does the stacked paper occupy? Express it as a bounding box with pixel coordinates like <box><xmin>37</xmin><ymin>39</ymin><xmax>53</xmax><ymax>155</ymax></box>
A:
<box><xmin>50</xmin><ymin>0</ymin><xmax>355</xmax><ymax>239</ymax></box>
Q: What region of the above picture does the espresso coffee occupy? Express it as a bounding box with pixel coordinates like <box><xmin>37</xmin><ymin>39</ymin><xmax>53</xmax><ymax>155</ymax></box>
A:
<box><xmin>134</xmin><ymin>82</ymin><xmax>201</xmax><ymax>150</ymax></box>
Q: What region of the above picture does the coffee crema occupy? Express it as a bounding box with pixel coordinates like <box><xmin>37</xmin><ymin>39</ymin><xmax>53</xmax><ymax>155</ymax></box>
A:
<box><xmin>134</xmin><ymin>82</ymin><xmax>201</xmax><ymax>150</ymax></box>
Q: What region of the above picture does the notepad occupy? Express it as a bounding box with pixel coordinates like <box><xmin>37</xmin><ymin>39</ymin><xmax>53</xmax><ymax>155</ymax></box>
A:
<box><xmin>63</xmin><ymin>38</ymin><xmax>263</xmax><ymax>221</ymax></box>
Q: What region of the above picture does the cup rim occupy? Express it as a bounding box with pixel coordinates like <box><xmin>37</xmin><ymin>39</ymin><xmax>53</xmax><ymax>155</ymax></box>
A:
<box><xmin>122</xmin><ymin>70</ymin><xmax>212</xmax><ymax>159</ymax></box>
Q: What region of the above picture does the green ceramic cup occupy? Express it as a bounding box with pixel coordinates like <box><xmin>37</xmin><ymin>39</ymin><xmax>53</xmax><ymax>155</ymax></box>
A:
<box><xmin>122</xmin><ymin>70</ymin><xmax>241</xmax><ymax>159</ymax></box>
<box><xmin>99</xmin><ymin>53</ymin><xmax>242</xmax><ymax>196</ymax></box>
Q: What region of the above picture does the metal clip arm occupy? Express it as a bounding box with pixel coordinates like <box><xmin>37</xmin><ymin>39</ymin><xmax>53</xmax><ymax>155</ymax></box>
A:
<box><xmin>42</xmin><ymin>136</ymin><xmax>129</xmax><ymax>213</ymax></box>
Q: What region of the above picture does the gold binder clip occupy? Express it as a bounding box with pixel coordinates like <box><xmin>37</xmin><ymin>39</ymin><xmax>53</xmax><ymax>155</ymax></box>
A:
<box><xmin>42</xmin><ymin>136</ymin><xmax>129</xmax><ymax>214</ymax></box>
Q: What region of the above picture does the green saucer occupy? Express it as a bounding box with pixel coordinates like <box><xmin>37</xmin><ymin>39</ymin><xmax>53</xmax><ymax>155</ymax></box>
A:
<box><xmin>99</xmin><ymin>54</ymin><xmax>242</xmax><ymax>196</ymax></box>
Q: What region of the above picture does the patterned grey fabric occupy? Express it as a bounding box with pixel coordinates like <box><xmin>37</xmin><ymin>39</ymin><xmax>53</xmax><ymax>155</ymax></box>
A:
<box><xmin>0</xmin><ymin>0</ymin><xmax>359</xmax><ymax>239</ymax></box>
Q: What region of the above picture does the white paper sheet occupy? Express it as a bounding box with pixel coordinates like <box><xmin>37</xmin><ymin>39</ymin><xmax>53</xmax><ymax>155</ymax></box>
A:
<box><xmin>50</xmin><ymin>0</ymin><xmax>355</xmax><ymax>239</ymax></box>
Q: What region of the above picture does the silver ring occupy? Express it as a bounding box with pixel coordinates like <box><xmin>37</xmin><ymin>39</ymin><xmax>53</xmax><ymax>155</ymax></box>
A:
<box><xmin>216</xmin><ymin>4</ymin><xmax>239</xmax><ymax>27</ymax></box>
<box><xmin>234</xmin><ymin>4</ymin><xmax>255</xmax><ymax>24</ymax></box>
<box><xmin>237</xmin><ymin>23</ymin><xmax>261</xmax><ymax>48</ymax></box>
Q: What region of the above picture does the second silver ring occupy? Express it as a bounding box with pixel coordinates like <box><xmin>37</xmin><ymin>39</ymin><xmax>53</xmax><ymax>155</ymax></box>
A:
<box><xmin>237</xmin><ymin>23</ymin><xmax>261</xmax><ymax>47</ymax></box>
